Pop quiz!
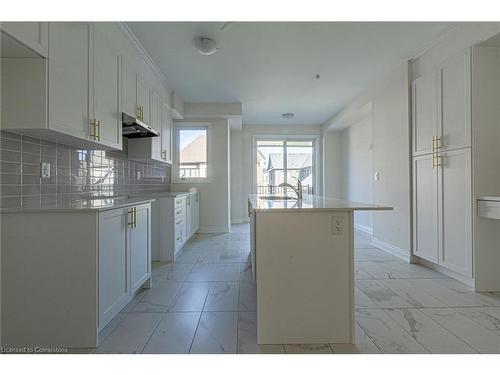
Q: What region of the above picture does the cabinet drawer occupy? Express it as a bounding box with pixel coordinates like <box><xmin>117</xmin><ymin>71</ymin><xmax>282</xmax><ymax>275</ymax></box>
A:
<box><xmin>175</xmin><ymin>198</ymin><xmax>184</xmax><ymax>208</ymax></box>
<box><xmin>175</xmin><ymin>227</ymin><xmax>183</xmax><ymax>250</ymax></box>
<box><xmin>175</xmin><ymin>207</ymin><xmax>184</xmax><ymax>219</ymax></box>
<box><xmin>175</xmin><ymin>217</ymin><xmax>184</xmax><ymax>230</ymax></box>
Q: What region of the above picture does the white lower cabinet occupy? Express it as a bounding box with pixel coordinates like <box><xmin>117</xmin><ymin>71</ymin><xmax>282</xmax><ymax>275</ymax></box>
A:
<box><xmin>413</xmin><ymin>148</ymin><xmax>472</xmax><ymax>277</ymax></box>
<box><xmin>0</xmin><ymin>202</ymin><xmax>152</xmax><ymax>348</ymax></box>
<box><xmin>148</xmin><ymin>193</ymin><xmax>200</xmax><ymax>262</ymax></box>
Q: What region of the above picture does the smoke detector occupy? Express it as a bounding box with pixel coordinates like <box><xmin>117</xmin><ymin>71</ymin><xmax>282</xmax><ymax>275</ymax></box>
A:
<box><xmin>281</xmin><ymin>112</ymin><xmax>295</xmax><ymax>119</ymax></box>
<box><xmin>193</xmin><ymin>36</ymin><xmax>218</xmax><ymax>56</ymax></box>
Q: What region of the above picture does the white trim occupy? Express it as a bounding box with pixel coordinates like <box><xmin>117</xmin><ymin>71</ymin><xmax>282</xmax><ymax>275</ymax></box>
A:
<box><xmin>417</xmin><ymin>258</ymin><xmax>474</xmax><ymax>288</ymax></box>
<box><xmin>251</xmin><ymin>134</ymin><xmax>321</xmax><ymax>195</ymax></box>
<box><xmin>172</xmin><ymin>122</ymin><xmax>212</xmax><ymax>184</ymax></box>
<box><xmin>231</xmin><ymin>218</ymin><xmax>247</xmax><ymax>224</ymax></box>
<box><xmin>409</xmin><ymin>23</ymin><xmax>461</xmax><ymax>62</ymax></box>
<box><xmin>198</xmin><ymin>226</ymin><xmax>230</xmax><ymax>234</ymax></box>
<box><xmin>354</xmin><ymin>223</ymin><xmax>373</xmax><ymax>236</ymax></box>
<box><xmin>117</xmin><ymin>23</ymin><xmax>169</xmax><ymax>88</ymax></box>
<box><xmin>371</xmin><ymin>237</ymin><xmax>411</xmax><ymax>262</ymax></box>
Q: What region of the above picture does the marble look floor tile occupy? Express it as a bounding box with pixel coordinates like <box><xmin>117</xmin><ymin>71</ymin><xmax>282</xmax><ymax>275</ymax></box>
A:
<box><xmin>355</xmin><ymin>308</ymin><xmax>428</xmax><ymax>353</ymax></box>
<box><xmin>196</xmin><ymin>250</ymin><xmax>223</xmax><ymax>264</ymax></box>
<box><xmin>230</xmin><ymin>224</ymin><xmax>250</xmax><ymax>234</ymax></box>
<box><xmin>212</xmin><ymin>264</ymin><xmax>240</xmax><ymax>282</ymax></box>
<box><xmin>169</xmin><ymin>282</ymin><xmax>211</xmax><ymax>312</ymax></box>
<box><xmin>121</xmin><ymin>289</ymin><xmax>148</xmax><ymax>312</ymax></box>
<box><xmin>355</xmin><ymin>268</ymin><xmax>374</xmax><ymax>280</ymax></box>
<box><xmin>455</xmin><ymin>307</ymin><xmax>500</xmax><ymax>335</ymax></box>
<box><xmin>356</xmin><ymin>280</ymin><xmax>413</xmax><ymax>308</ymax></box>
<box><xmin>98</xmin><ymin>312</ymin><xmax>127</xmax><ymax>346</ymax></box>
<box><xmin>437</xmin><ymin>279</ymin><xmax>500</xmax><ymax>307</ymax></box>
<box><xmin>175</xmin><ymin>249</ymin><xmax>202</xmax><ymax>264</ymax></box>
<box><xmin>330</xmin><ymin>323</ymin><xmax>381</xmax><ymax>353</ymax></box>
<box><xmin>130</xmin><ymin>282</ymin><xmax>183</xmax><ymax>312</ymax></box>
<box><xmin>142</xmin><ymin>312</ymin><xmax>201</xmax><ymax>354</ymax></box>
<box><xmin>421</xmin><ymin>308</ymin><xmax>500</xmax><ymax>353</ymax></box>
<box><xmin>186</xmin><ymin>264</ymin><xmax>216</xmax><ymax>281</ymax></box>
<box><xmin>153</xmin><ymin>263</ymin><xmax>194</xmax><ymax>282</ymax></box>
<box><xmin>97</xmin><ymin>313</ymin><xmax>163</xmax><ymax>354</ymax></box>
<box><xmin>204</xmin><ymin>282</ymin><xmax>239</xmax><ymax>311</ymax></box>
<box><xmin>237</xmin><ymin>312</ymin><xmax>285</xmax><ymax>354</ymax></box>
<box><xmin>239</xmin><ymin>262</ymin><xmax>253</xmax><ymax>282</ymax></box>
<box><xmin>409</xmin><ymin>279</ymin><xmax>490</xmax><ymax>307</ymax></box>
<box><xmin>284</xmin><ymin>344</ymin><xmax>333</xmax><ymax>354</ymax></box>
<box><xmin>190</xmin><ymin>311</ymin><xmax>238</xmax><ymax>354</ymax></box>
<box><xmin>384</xmin><ymin>262</ymin><xmax>448</xmax><ymax>279</ymax></box>
<box><xmin>358</xmin><ymin>262</ymin><xmax>400</xmax><ymax>279</ymax></box>
<box><xmin>355</xmin><ymin>287</ymin><xmax>378</xmax><ymax>308</ymax></box>
<box><xmin>219</xmin><ymin>249</ymin><xmax>241</xmax><ymax>263</ymax></box>
<box><xmin>384</xmin><ymin>308</ymin><xmax>476</xmax><ymax>353</ymax></box>
<box><xmin>239</xmin><ymin>282</ymin><xmax>257</xmax><ymax>312</ymax></box>
<box><xmin>379</xmin><ymin>279</ymin><xmax>448</xmax><ymax>308</ymax></box>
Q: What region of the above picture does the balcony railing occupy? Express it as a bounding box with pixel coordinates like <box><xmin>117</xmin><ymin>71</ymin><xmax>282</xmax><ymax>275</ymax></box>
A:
<box><xmin>256</xmin><ymin>185</ymin><xmax>313</xmax><ymax>196</ymax></box>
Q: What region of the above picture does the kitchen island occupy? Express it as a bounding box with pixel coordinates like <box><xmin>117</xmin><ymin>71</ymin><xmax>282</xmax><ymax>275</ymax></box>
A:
<box><xmin>248</xmin><ymin>194</ymin><xmax>392</xmax><ymax>345</ymax></box>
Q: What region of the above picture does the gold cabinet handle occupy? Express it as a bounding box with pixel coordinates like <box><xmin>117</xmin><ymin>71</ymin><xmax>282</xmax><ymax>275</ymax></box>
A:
<box><xmin>133</xmin><ymin>207</ymin><xmax>137</xmax><ymax>228</ymax></box>
<box><xmin>436</xmin><ymin>136</ymin><xmax>441</xmax><ymax>150</ymax></box>
<box><xmin>128</xmin><ymin>208</ymin><xmax>134</xmax><ymax>228</ymax></box>
<box><xmin>96</xmin><ymin>119</ymin><xmax>101</xmax><ymax>141</ymax></box>
<box><xmin>432</xmin><ymin>136</ymin><xmax>437</xmax><ymax>152</ymax></box>
<box><xmin>90</xmin><ymin>119</ymin><xmax>96</xmax><ymax>140</ymax></box>
<box><xmin>436</xmin><ymin>155</ymin><xmax>442</xmax><ymax>167</ymax></box>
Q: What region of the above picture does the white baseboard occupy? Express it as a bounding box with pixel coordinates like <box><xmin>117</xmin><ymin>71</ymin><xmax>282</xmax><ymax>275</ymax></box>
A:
<box><xmin>198</xmin><ymin>226</ymin><xmax>230</xmax><ymax>234</ymax></box>
<box><xmin>231</xmin><ymin>218</ymin><xmax>248</xmax><ymax>224</ymax></box>
<box><xmin>371</xmin><ymin>237</ymin><xmax>411</xmax><ymax>262</ymax></box>
<box><xmin>417</xmin><ymin>258</ymin><xmax>474</xmax><ymax>288</ymax></box>
<box><xmin>354</xmin><ymin>223</ymin><xmax>373</xmax><ymax>236</ymax></box>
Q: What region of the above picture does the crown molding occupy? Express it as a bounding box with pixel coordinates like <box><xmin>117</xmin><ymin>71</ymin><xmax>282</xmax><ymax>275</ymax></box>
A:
<box><xmin>409</xmin><ymin>22</ymin><xmax>461</xmax><ymax>62</ymax></box>
<box><xmin>117</xmin><ymin>22</ymin><xmax>170</xmax><ymax>88</ymax></box>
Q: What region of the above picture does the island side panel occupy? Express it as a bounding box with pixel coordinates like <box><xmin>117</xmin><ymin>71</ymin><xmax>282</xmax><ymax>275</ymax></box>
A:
<box><xmin>256</xmin><ymin>210</ymin><xmax>354</xmax><ymax>344</ymax></box>
<box><xmin>1</xmin><ymin>212</ymin><xmax>98</xmax><ymax>348</ymax></box>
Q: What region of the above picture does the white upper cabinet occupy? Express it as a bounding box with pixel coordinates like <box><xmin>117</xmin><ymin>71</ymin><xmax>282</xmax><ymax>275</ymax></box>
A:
<box><xmin>137</xmin><ymin>75</ymin><xmax>152</xmax><ymax>125</ymax></box>
<box><xmin>91</xmin><ymin>24</ymin><xmax>122</xmax><ymax>149</ymax></box>
<box><xmin>48</xmin><ymin>22</ymin><xmax>91</xmax><ymax>141</ymax></box>
<box><xmin>437</xmin><ymin>49</ymin><xmax>472</xmax><ymax>152</ymax></box>
<box><xmin>412</xmin><ymin>72</ymin><xmax>437</xmax><ymax>156</ymax></box>
<box><xmin>122</xmin><ymin>57</ymin><xmax>139</xmax><ymax>118</ymax></box>
<box><xmin>1</xmin><ymin>22</ymin><xmax>48</xmax><ymax>57</ymax></box>
<box><xmin>161</xmin><ymin>101</ymin><xmax>173</xmax><ymax>164</ymax></box>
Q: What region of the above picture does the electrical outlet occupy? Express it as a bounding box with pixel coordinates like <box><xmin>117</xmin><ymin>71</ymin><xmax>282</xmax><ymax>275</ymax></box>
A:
<box><xmin>374</xmin><ymin>172</ymin><xmax>380</xmax><ymax>181</ymax></box>
<box><xmin>332</xmin><ymin>216</ymin><xmax>344</xmax><ymax>235</ymax></box>
<box><xmin>40</xmin><ymin>162</ymin><xmax>50</xmax><ymax>178</ymax></box>
<box><xmin>136</xmin><ymin>170</ymin><xmax>141</xmax><ymax>180</ymax></box>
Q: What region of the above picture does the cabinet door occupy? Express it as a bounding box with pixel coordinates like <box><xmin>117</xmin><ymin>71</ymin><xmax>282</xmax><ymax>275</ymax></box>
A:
<box><xmin>438</xmin><ymin>148</ymin><xmax>472</xmax><ymax>277</ymax></box>
<box><xmin>250</xmin><ymin>209</ymin><xmax>256</xmax><ymax>282</ymax></box>
<box><xmin>192</xmin><ymin>193</ymin><xmax>200</xmax><ymax>233</ymax></box>
<box><xmin>137</xmin><ymin>75</ymin><xmax>151</xmax><ymax>124</ymax></box>
<box><xmin>98</xmin><ymin>208</ymin><xmax>129</xmax><ymax>330</ymax></box>
<box><xmin>1</xmin><ymin>22</ymin><xmax>48</xmax><ymax>57</ymax></box>
<box><xmin>92</xmin><ymin>24</ymin><xmax>122</xmax><ymax>149</ymax></box>
<box><xmin>413</xmin><ymin>154</ymin><xmax>439</xmax><ymax>263</ymax></box>
<box><xmin>412</xmin><ymin>72</ymin><xmax>437</xmax><ymax>156</ymax></box>
<box><xmin>129</xmin><ymin>204</ymin><xmax>151</xmax><ymax>293</ymax></box>
<box><xmin>121</xmin><ymin>57</ymin><xmax>139</xmax><ymax>118</ymax></box>
<box><xmin>161</xmin><ymin>101</ymin><xmax>173</xmax><ymax>163</ymax></box>
<box><xmin>48</xmin><ymin>22</ymin><xmax>90</xmax><ymax>140</ymax></box>
<box><xmin>438</xmin><ymin>48</ymin><xmax>471</xmax><ymax>152</ymax></box>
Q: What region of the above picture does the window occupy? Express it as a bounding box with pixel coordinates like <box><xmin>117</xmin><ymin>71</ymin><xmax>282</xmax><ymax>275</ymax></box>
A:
<box><xmin>255</xmin><ymin>138</ymin><xmax>315</xmax><ymax>195</ymax></box>
<box><xmin>175</xmin><ymin>125</ymin><xmax>208</xmax><ymax>181</ymax></box>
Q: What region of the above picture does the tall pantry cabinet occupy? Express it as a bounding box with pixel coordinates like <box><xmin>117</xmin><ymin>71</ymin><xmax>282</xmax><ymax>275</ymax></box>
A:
<box><xmin>412</xmin><ymin>44</ymin><xmax>500</xmax><ymax>291</ymax></box>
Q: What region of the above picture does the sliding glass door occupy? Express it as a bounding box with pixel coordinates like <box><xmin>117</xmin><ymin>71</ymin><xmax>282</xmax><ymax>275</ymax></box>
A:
<box><xmin>255</xmin><ymin>138</ymin><xmax>315</xmax><ymax>196</ymax></box>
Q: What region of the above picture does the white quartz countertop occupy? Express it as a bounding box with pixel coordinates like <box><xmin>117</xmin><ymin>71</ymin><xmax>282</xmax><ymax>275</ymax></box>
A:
<box><xmin>0</xmin><ymin>197</ymin><xmax>155</xmax><ymax>213</ymax></box>
<box><xmin>249</xmin><ymin>194</ymin><xmax>393</xmax><ymax>212</ymax></box>
<box><xmin>129</xmin><ymin>191</ymin><xmax>194</xmax><ymax>199</ymax></box>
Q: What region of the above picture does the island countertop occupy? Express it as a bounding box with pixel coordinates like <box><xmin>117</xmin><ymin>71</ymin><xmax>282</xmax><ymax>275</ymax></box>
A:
<box><xmin>249</xmin><ymin>194</ymin><xmax>393</xmax><ymax>212</ymax></box>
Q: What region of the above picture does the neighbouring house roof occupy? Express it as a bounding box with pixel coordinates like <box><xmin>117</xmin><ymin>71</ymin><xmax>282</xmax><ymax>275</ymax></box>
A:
<box><xmin>266</xmin><ymin>153</ymin><xmax>312</xmax><ymax>171</ymax></box>
<box><xmin>180</xmin><ymin>134</ymin><xmax>207</xmax><ymax>163</ymax></box>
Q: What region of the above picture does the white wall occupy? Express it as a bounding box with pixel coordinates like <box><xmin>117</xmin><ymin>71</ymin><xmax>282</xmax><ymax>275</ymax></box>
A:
<box><xmin>230</xmin><ymin>129</ymin><xmax>245</xmax><ymax>223</ymax></box>
<box><xmin>322</xmin><ymin>130</ymin><xmax>343</xmax><ymax>199</ymax></box>
<box><xmin>171</xmin><ymin>118</ymin><xmax>231</xmax><ymax>233</ymax></box>
<box><xmin>341</xmin><ymin>117</ymin><xmax>373</xmax><ymax>232</ymax></box>
<box><xmin>231</xmin><ymin>124</ymin><xmax>322</xmax><ymax>222</ymax></box>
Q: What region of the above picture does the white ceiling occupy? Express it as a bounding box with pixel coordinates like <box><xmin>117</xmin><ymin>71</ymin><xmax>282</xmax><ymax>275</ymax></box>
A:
<box><xmin>127</xmin><ymin>22</ymin><xmax>452</xmax><ymax>125</ymax></box>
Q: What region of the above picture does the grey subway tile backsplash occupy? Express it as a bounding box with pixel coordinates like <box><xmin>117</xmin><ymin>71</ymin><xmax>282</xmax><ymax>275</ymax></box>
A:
<box><xmin>0</xmin><ymin>130</ymin><xmax>170</xmax><ymax>208</ymax></box>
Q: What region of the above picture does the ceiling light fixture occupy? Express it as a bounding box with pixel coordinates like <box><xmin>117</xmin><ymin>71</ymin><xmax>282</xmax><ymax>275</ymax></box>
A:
<box><xmin>193</xmin><ymin>36</ymin><xmax>219</xmax><ymax>56</ymax></box>
<box><xmin>281</xmin><ymin>112</ymin><xmax>295</xmax><ymax>119</ymax></box>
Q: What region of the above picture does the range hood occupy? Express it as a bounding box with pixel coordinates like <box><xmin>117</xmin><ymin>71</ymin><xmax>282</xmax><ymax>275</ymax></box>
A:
<box><xmin>122</xmin><ymin>112</ymin><xmax>160</xmax><ymax>138</ymax></box>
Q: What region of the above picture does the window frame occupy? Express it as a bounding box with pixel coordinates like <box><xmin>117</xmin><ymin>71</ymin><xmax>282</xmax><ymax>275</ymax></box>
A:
<box><xmin>252</xmin><ymin>134</ymin><xmax>321</xmax><ymax>195</ymax></box>
<box><xmin>172</xmin><ymin>122</ymin><xmax>211</xmax><ymax>184</ymax></box>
